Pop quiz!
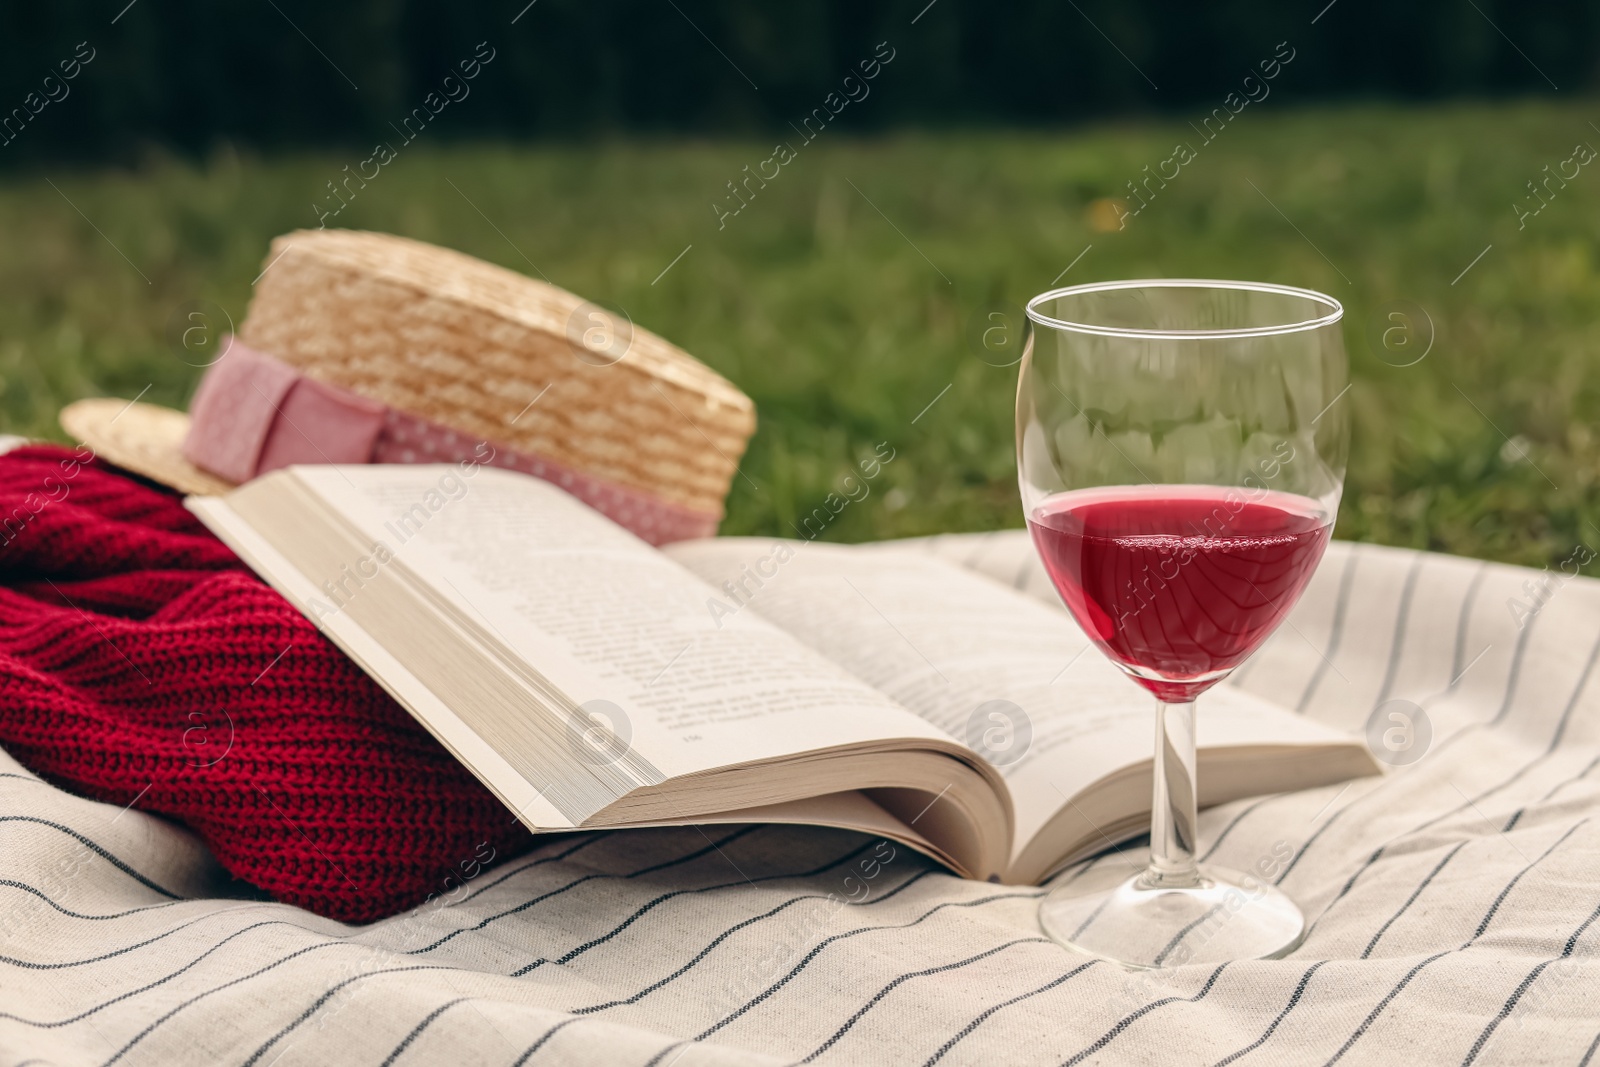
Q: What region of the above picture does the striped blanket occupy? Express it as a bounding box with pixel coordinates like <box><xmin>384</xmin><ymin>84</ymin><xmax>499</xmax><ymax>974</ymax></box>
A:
<box><xmin>1</xmin><ymin>533</ymin><xmax>1597</xmax><ymax>1066</ymax></box>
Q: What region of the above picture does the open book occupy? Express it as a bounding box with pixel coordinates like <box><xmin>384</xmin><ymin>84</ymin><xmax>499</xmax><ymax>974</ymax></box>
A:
<box><xmin>189</xmin><ymin>463</ymin><xmax>1378</xmax><ymax>885</ymax></box>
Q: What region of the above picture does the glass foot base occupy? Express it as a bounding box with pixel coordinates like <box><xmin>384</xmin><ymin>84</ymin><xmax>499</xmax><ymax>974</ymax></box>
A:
<box><xmin>1038</xmin><ymin>863</ymin><xmax>1305</xmax><ymax>969</ymax></box>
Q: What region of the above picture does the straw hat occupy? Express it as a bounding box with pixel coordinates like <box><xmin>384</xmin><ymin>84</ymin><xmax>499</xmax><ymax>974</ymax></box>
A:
<box><xmin>61</xmin><ymin>398</ymin><xmax>233</xmax><ymax>496</ymax></box>
<box><xmin>62</xmin><ymin>230</ymin><xmax>757</xmax><ymax>542</ymax></box>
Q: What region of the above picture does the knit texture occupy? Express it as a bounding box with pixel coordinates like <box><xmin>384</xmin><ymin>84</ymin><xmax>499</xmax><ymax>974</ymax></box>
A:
<box><xmin>0</xmin><ymin>444</ymin><xmax>533</xmax><ymax>922</ymax></box>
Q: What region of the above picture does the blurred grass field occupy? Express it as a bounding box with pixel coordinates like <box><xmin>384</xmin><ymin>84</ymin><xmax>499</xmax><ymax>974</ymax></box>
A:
<box><xmin>2</xmin><ymin>98</ymin><xmax>1599</xmax><ymax>571</ymax></box>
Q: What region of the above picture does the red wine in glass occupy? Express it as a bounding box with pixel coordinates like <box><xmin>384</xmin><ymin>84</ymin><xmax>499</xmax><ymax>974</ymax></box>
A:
<box><xmin>1020</xmin><ymin>278</ymin><xmax>1349</xmax><ymax>967</ymax></box>
<box><xmin>1029</xmin><ymin>485</ymin><xmax>1331</xmax><ymax>702</ymax></box>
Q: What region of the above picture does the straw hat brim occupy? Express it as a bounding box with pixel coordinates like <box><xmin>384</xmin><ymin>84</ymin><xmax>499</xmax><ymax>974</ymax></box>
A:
<box><xmin>60</xmin><ymin>398</ymin><xmax>234</xmax><ymax>496</ymax></box>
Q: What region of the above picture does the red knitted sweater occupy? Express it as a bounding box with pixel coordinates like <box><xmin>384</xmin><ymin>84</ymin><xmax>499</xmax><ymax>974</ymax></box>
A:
<box><xmin>0</xmin><ymin>444</ymin><xmax>533</xmax><ymax>922</ymax></box>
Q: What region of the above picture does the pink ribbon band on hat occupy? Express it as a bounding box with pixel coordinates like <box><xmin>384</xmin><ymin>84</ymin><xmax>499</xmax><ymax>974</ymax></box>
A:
<box><xmin>180</xmin><ymin>340</ymin><xmax>719</xmax><ymax>545</ymax></box>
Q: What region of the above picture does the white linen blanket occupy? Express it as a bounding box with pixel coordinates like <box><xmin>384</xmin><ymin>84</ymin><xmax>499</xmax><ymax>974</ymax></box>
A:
<box><xmin>1</xmin><ymin>534</ymin><xmax>1597</xmax><ymax>1066</ymax></box>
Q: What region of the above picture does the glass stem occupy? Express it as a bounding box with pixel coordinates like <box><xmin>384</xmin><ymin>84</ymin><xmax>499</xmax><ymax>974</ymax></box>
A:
<box><xmin>1145</xmin><ymin>698</ymin><xmax>1201</xmax><ymax>889</ymax></box>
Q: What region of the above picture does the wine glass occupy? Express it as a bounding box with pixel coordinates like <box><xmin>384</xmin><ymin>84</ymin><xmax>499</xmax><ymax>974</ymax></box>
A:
<box><xmin>1017</xmin><ymin>279</ymin><xmax>1347</xmax><ymax>968</ymax></box>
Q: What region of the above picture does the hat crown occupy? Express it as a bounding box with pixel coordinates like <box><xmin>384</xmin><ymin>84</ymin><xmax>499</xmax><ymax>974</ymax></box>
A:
<box><xmin>239</xmin><ymin>229</ymin><xmax>755</xmax><ymax>517</ymax></box>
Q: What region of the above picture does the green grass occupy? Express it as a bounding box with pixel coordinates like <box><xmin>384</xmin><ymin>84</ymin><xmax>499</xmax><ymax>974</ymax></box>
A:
<box><xmin>3</xmin><ymin>98</ymin><xmax>1600</xmax><ymax>571</ymax></box>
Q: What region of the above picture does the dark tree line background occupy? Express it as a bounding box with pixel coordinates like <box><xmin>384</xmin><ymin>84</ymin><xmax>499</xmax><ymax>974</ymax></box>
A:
<box><xmin>0</xmin><ymin>0</ymin><xmax>1592</xmax><ymax>165</ymax></box>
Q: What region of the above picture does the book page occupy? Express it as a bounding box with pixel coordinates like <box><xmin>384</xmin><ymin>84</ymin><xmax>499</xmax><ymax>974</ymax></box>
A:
<box><xmin>282</xmin><ymin>466</ymin><xmax>959</xmax><ymax>793</ymax></box>
<box><xmin>665</xmin><ymin>536</ymin><xmax>1362</xmax><ymax>866</ymax></box>
<box><xmin>189</xmin><ymin>493</ymin><xmax>578</xmax><ymax>831</ymax></box>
